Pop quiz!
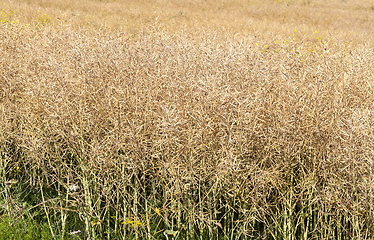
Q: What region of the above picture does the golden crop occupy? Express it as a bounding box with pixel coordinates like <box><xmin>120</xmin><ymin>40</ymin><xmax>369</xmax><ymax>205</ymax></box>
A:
<box><xmin>0</xmin><ymin>0</ymin><xmax>373</xmax><ymax>239</ymax></box>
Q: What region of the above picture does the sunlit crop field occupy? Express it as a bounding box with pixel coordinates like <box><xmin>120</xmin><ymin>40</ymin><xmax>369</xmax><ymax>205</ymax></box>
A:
<box><xmin>1</xmin><ymin>0</ymin><xmax>374</xmax><ymax>239</ymax></box>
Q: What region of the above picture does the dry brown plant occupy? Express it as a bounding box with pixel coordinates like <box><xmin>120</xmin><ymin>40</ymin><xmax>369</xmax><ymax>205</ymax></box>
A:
<box><xmin>1</xmin><ymin>0</ymin><xmax>374</xmax><ymax>239</ymax></box>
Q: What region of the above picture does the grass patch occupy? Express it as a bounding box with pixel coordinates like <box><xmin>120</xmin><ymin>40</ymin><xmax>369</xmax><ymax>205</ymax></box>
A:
<box><xmin>0</xmin><ymin>215</ymin><xmax>51</xmax><ymax>240</ymax></box>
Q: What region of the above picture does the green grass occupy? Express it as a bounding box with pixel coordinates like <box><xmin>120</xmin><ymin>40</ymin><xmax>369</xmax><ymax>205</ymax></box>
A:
<box><xmin>0</xmin><ymin>215</ymin><xmax>51</xmax><ymax>240</ymax></box>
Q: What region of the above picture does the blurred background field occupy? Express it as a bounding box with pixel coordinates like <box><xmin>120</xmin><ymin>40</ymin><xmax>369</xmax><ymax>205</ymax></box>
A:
<box><xmin>1</xmin><ymin>0</ymin><xmax>374</xmax><ymax>239</ymax></box>
<box><xmin>2</xmin><ymin>0</ymin><xmax>374</xmax><ymax>40</ymax></box>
